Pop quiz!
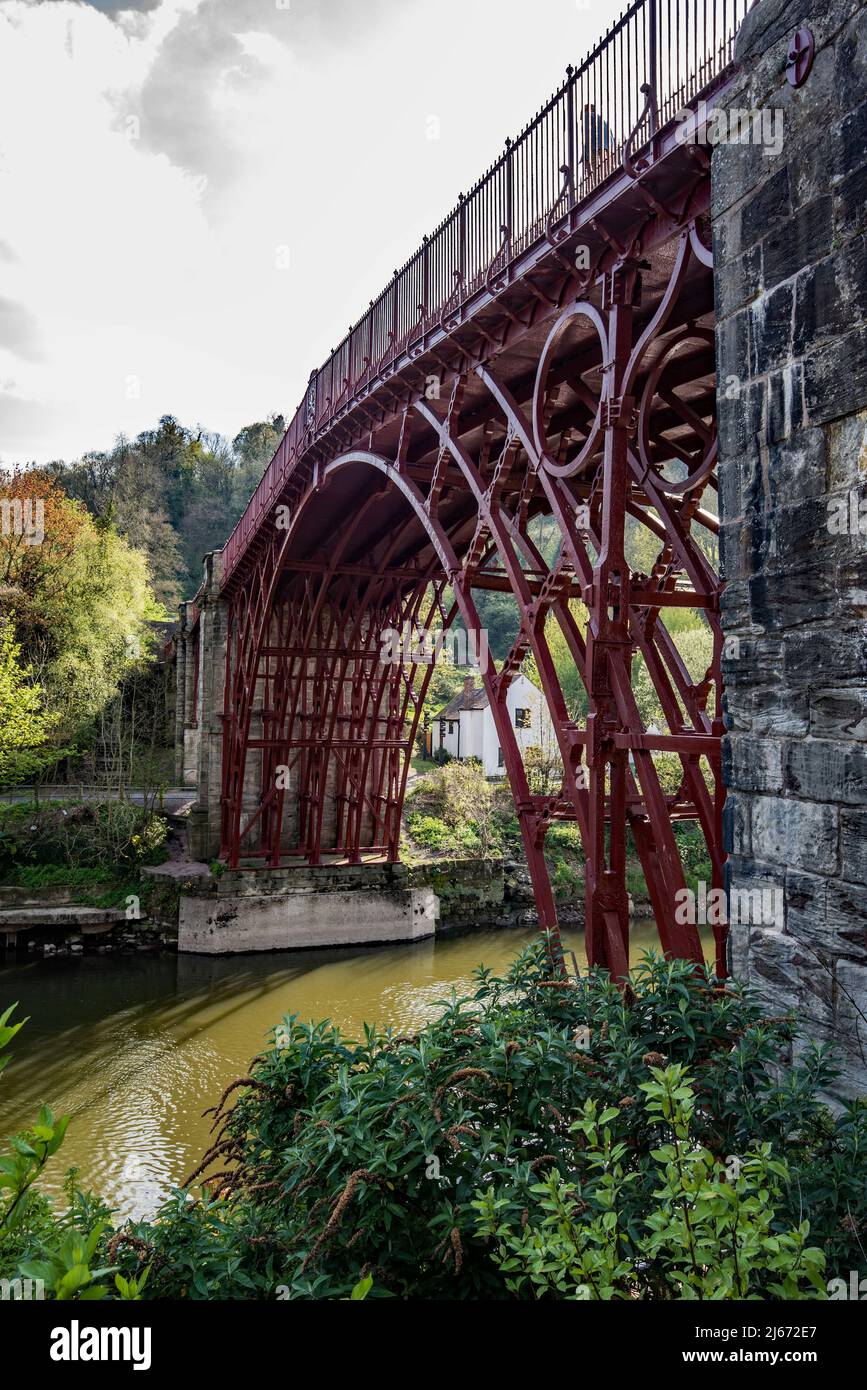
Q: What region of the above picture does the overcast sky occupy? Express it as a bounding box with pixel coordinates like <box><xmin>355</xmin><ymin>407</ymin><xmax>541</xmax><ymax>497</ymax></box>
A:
<box><xmin>0</xmin><ymin>0</ymin><xmax>624</xmax><ymax>465</ymax></box>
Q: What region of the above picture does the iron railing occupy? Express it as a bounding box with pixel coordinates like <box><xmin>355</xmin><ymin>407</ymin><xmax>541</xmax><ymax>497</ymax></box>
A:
<box><xmin>222</xmin><ymin>0</ymin><xmax>750</xmax><ymax>583</ymax></box>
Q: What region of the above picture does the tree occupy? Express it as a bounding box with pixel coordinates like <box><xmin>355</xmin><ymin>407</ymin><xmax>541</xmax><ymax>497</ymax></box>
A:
<box><xmin>440</xmin><ymin>758</ymin><xmax>498</xmax><ymax>857</ymax></box>
<box><xmin>48</xmin><ymin>413</ymin><xmax>289</xmax><ymax>599</ymax></box>
<box><xmin>473</xmin><ymin>589</ymin><xmax>521</xmax><ymax>663</ymax></box>
<box><xmin>0</xmin><ymin>470</ymin><xmax>161</xmax><ymax>750</ymax></box>
<box><xmin>0</xmin><ymin>622</ymin><xmax>52</xmax><ymax>785</ymax></box>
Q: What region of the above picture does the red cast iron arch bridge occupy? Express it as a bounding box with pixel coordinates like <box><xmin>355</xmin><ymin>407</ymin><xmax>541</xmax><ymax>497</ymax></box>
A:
<box><xmin>199</xmin><ymin>0</ymin><xmax>752</xmax><ymax>978</ymax></box>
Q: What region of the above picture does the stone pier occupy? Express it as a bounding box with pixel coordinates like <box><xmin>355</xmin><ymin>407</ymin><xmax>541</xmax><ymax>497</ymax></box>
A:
<box><xmin>180</xmin><ymin>552</ymin><xmax>229</xmax><ymax>865</ymax></box>
<box><xmin>713</xmin><ymin>0</ymin><xmax>867</xmax><ymax>1094</ymax></box>
<box><xmin>178</xmin><ymin>863</ymin><xmax>439</xmax><ymax>954</ymax></box>
<box><xmin>174</xmin><ymin>599</ymin><xmax>200</xmax><ymax>788</ymax></box>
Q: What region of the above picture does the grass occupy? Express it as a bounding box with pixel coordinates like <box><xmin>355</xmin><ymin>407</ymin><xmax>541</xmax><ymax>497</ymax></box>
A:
<box><xmin>0</xmin><ymin>799</ymin><xmax>80</xmax><ymax>825</ymax></box>
<box><xmin>72</xmin><ymin>881</ymin><xmax>144</xmax><ymax>910</ymax></box>
<box><xmin>0</xmin><ymin>865</ymin><xmax>113</xmax><ymax>890</ymax></box>
<box><xmin>410</xmin><ymin>755</ymin><xmax>439</xmax><ymax>776</ymax></box>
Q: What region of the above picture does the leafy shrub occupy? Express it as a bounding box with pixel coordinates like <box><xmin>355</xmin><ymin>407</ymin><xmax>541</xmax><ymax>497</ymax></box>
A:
<box><xmin>673</xmin><ymin>822</ymin><xmax>712</xmax><ymax>893</ymax></box>
<box><xmin>0</xmin><ymin>1006</ymin><xmax>119</xmax><ymax>1298</ymax></box>
<box><xmin>3</xmin><ymin>950</ymin><xmax>866</xmax><ymax>1302</ymax></box>
<box><xmin>475</xmin><ymin>1069</ymin><xmax>826</xmax><ymax>1299</ymax></box>
<box><xmin>0</xmin><ymin>623</ymin><xmax>57</xmax><ymax>788</ymax></box>
<box><xmin>406</xmin><ymin>812</ymin><xmax>482</xmax><ymax>855</ymax></box>
<box><xmin>105</xmin><ymin>948</ymin><xmax>864</xmax><ymax>1301</ymax></box>
<box><xmin>0</xmin><ymin>799</ymin><xmax>167</xmax><ymax>874</ymax></box>
<box><xmin>406</xmin><ymin>813</ymin><xmax>452</xmax><ymax>851</ymax></box>
<box><xmin>541</xmin><ymin>822</ymin><xmax>584</xmax><ymax>897</ymax></box>
<box><xmin>650</xmin><ymin>749</ymin><xmax>685</xmax><ymax>797</ymax></box>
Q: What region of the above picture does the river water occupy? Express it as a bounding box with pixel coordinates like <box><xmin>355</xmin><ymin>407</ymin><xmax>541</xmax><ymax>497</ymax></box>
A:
<box><xmin>0</xmin><ymin>924</ymin><xmax>710</xmax><ymax>1221</ymax></box>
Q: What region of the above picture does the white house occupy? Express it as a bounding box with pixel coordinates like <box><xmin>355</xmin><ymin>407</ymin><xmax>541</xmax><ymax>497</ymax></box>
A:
<box><xmin>429</xmin><ymin>674</ymin><xmax>555</xmax><ymax>778</ymax></box>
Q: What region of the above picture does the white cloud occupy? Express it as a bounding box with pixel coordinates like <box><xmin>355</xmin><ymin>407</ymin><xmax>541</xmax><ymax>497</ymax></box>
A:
<box><xmin>0</xmin><ymin>0</ymin><xmax>624</xmax><ymax>464</ymax></box>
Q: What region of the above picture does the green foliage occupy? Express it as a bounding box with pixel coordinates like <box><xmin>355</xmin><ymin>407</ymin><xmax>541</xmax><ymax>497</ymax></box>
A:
<box><xmin>472</xmin><ymin>590</ymin><xmax>521</xmax><ymax>663</ymax></box>
<box><xmin>0</xmin><ymin>1010</ymin><xmax>117</xmax><ymax>1299</ymax></box>
<box><xmin>0</xmin><ymin>799</ymin><xmax>168</xmax><ymax>874</ymax></box>
<box><xmin>407</xmin><ymin>760</ymin><xmax>501</xmax><ymax>858</ymax></box>
<box><xmin>406</xmin><ymin>762</ymin><xmax>500</xmax><ymax>858</ymax></box>
<box><xmin>0</xmin><ymin>1007</ymin><xmax>67</xmax><ymax>1236</ymax></box>
<box><xmin>2</xmin><ymin>952</ymin><xmax>866</xmax><ymax>1301</ymax></box>
<box><xmin>475</xmin><ymin>1068</ymin><xmax>827</xmax><ymax>1299</ymax></box>
<box><xmin>50</xmin><ymin>414</ymin><xmax>286</xmax><ymax>604</ymax></box>
<box><xmin>0</xmin><ymin>470</ymin><xmax>161</xmax><ymax>754</ymax></box>
<box><xmin>43</xmin><ymin>526</ymin><xmax>160</xmax><ymax>746</ymax></box>
<box><xmin>632</xmin><ymin>623</ymin><xmax>713</xmax><ymax>733</ymax></box>
<box><xmin>0</xmin><ymin>1002</ymin><xmax>26</xmax><ymax>1078</ymax></box>
<box><xmin>4</xmin><ymin>415</ymin><xmax>285</xmax><ymax>772</ymax></box>
<box><xmin>113</xmin><ymin>1267</ymin><xmax>150</xmax><ymax>1300</ymax></box>
<box><xmin>672</xmin><ymin>822</ymin><xmax>712</xmax><ymax>894</ymax></box>
<box><xmin>544</xmin><ymin>605</ymin><xmax>589</xmax><ymax>722</ymax></box>
<box><xmin>438</xmin><ymin>759</ymin><xmax>499</xmax><ymax>857</ymax></box>
<box><xmin>99</xmin><ymin>950</ymin><xmax>863</xmax><ymax>1301</ymax></box>
<box><xmin>0</xmin><ymin>623</ymin><xmax>53</xmax><ymax>786</ymax></box>
<box><xmin>18</xmin><ymin>1223</ymin><xmax>115</xmax><ymax>1302</ymax></box>
<box><xmin>406</xmin><ymin>813</ymin><xmax>474</xmax><ymax>853</ymax></box>
<box><xmin>0</xmin><ymin>864</ymin><xmax>115</xmax><ymax>890</ymax></box>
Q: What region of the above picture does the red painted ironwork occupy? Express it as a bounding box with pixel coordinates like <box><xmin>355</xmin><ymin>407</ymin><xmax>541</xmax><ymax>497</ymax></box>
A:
<box><xmin>209</xmin><ymin>0</ymin><xmax>749</xmax><ymax>977</ymax></box>
<box><xmin>786</xmin><ymin>26</ymin><xmax>815</xmax><ymax>88</ymax></box>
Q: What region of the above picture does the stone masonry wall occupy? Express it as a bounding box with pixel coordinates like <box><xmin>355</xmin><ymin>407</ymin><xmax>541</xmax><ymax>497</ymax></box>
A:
<box><xmin>187</xmin><ymin>552</ymin><xmax>229</xmax><ymax>864</ymax></box>
<box><xmin>713</xmin><ymin>0</ymin><xmax>867</xmax><ymax>1094</ymax></box>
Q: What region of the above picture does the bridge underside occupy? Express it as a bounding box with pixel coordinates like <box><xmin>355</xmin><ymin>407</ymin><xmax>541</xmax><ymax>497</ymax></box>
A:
<box><xmin>216</xmin><ymin>130</ymin><xmax>727</xmax><ymax>978</ymax></box>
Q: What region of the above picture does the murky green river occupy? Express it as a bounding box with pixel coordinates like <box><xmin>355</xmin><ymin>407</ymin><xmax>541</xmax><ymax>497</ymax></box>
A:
<box><xmin>0</xmin><ymin>924</ymin><xmax>710</xmax><ymax>1221</ymax></box>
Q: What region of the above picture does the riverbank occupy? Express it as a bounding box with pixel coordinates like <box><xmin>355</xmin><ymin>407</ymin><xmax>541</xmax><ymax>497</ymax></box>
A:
<box><xmin>0</xmin><ymin>850</ymin><xmax>658</xmax><ymax>960</ymax></box>
<box><xmin>0</xmin><ymin>922</ymin><xmax>710</xmax><ymax>1220</ymax></box>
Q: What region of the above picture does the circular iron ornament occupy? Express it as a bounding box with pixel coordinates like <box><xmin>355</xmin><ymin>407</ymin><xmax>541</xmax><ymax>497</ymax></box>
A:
<box><xmin>786</xmin><ymin>26</ymin><xmax>814</xmax><ymax>88</ymax></box>
<box><xmin>533</xmin><ymin>300</ymin><xmax>609</xmax><ymax>478</ymax></box>
<box><xmin>637</xmin><ymin>328</ymin><xmax>717</xmax><ymax>497</ymax></box>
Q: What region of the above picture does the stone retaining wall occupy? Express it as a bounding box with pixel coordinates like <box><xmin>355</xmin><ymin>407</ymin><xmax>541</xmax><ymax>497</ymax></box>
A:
<box><xmin>713</xmin><ymin>0</ymin><xmax>867</xmax><ymax>1094</ymax></box>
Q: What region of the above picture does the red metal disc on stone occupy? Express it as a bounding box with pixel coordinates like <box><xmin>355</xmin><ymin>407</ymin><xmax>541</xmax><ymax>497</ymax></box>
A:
<box><xmin>786</xmin><ymin>26</ymin><xmax>815</xmax><ymax>88</ymax></box>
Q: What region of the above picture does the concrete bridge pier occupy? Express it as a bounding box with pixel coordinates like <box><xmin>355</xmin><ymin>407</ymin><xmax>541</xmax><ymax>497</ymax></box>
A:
<box><xmin>713</xmin><ymin>0</ymin><xmax>867</xmax><ymax>1094</ymax></box>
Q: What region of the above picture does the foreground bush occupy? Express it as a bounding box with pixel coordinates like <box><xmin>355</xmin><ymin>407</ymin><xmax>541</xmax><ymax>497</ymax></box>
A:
<box><xmin>475</xmin><ymin>1072</ymin><xmax>826</xmax><ymax>1299</ymax></box>
<box><xmin>3</xmin><ymin>947</ymin><xmax>866</xmax><ymax>1299</ymax></box>
<box><xmin>0</xmin><ymin>799</ymin><xmax>167</xmax><ymax>875</ymax></box>
<box><xmin>118</xmin><ymin>948</ymin><xmax>864</xmax><ymax>1299</ymax></box>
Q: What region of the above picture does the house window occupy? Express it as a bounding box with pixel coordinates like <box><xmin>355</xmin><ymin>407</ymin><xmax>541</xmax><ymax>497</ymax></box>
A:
<box><xmin>448</xmin><ymin>721</ymin><xmax>455</xmax><ymax>734</ymax></box>
<box><xmin>497</xmin><ymin>745</ymin><xmax>504</xmax><ymax>768</ymax></box>
<box><xmin>514</xmin><ymin>708</ymin><xmax>531</xmax><ymax>729</ymax></box>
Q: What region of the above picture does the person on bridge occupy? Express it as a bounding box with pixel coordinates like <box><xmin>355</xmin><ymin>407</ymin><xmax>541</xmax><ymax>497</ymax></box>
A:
<box><xmin>580</xmin><ymin>102</ymin><xmax>616</xmax><ymax>183</ymax></box>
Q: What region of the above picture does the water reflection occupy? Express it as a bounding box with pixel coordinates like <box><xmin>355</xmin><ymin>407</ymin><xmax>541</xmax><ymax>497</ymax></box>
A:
<box><xmin>0</xmin><ymin>924</ymin><xmax>711</xmax><ymax>1220</ymax></box>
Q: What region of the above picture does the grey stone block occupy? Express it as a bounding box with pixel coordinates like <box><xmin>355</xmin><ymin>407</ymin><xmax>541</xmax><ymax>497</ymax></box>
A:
<box><xmin>751</xmin><ymin>793</ymin><xmax>839</xmax><ymax>873</ymax></box>
<box><xmin>804</xmin><ymin>327</ymin><xmax>867</xmax><ymax>425</ymax></box>
<box><xmin>723</xmin><ymin>733</ymin><xmax>784</xmax><ymax>792</ymax></box>
<box><xmin>784</xmin><ymin>737</ymin><xmax>867</xmax><ymax>805</ymax></box>
<box><xmin>810</xmin><ymin>687</ymin><xmax>867</xmax><ymax>739</ymax></box>
<box><xmin>826</xmin><ymin>878</ymin><xmax>867</xmax><ymax>959</ymax></box>
<box><xmin>784</xmin><ymin>626</ymin><xmax>867</xmax><ymax>685</ymax></box>
<box><xmin>766</xmin><ymin>197</ymin><xmax>833</xmax><ymax>289</ymax></box>
<box><xmin>841</xmin><ymin>808</ymin><xmax>867</xmax><ymax>883</ymax></box>
<box><xmin>794</xmin><ymin>236</ymin><xmax>867</xmax><ymax>355</ymax></box>
<box><xmin>740</xmin><ymin>167</ymin><xmax>792</xmax><ymax>253</ymax></box>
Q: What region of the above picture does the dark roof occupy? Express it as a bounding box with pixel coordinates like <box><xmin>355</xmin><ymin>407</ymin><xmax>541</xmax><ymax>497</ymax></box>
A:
<box><xmin>434</xmin><ymin>682</ymin><xmax>489</xmax><ymax>719</ymax></box>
